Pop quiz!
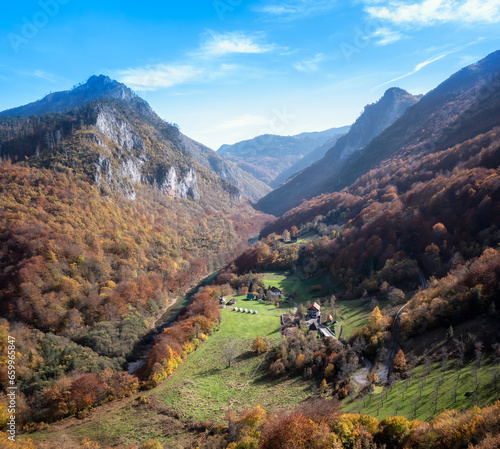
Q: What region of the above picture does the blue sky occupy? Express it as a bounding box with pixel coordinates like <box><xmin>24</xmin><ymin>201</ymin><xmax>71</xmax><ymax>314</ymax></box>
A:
<box><xmin>1</xmin><ymin>0</ymin><xmax>500</xmax><ymax>149</ymax></box>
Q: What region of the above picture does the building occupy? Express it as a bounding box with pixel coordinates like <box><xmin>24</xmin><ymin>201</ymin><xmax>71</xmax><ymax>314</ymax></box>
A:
<box><xmin>269</xmin><ymin>287</ymin><xmax>283</xmax><ymax>297</ymax></box>
<box><xmin>228</xmin><ymin>298</ymin><xmax>236</xmax><ymax>306</ymax></box>
<box><xmin>307</xmin><ymin>302</ymin><xmax>321</xmax><ymax>320</ymax></box>
<box><xmin>246</xmin><ymin>293</ymin><xmax>255</xmax><ymax>300</ymax></box>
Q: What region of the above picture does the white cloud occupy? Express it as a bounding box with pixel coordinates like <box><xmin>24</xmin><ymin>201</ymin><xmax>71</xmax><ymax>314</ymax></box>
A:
<box><xmin>293</xmin><ymin>53</ymin><xmax>325</xmax><ymax>72</ymax></box>
<box><xmin>200</xmin><ymin>31</ymin><xmax>276</xmax><ymax>56</ymax></box>
<box><xmin>371</xmin><ymin>28</ymin><xmax>404</xmax><ymax>46</ymax></box>
<box><xmin>374</xmin><ymin>53</ymin><xmax>447</xmax><ymax>89</ymax></box>
<box><xmin>255</xmin><ymin>0</ymin><xmax>337</xmax><ymax>18</ymax></box>
<box><xmin>116</xmin><ymin>65</ymin><xmax>203</xmax><ymax>91</ymax></box>
<box><xmin>114</xmin><ymin>31</ymin><xmax>277</xmax><ymax>91</ymax></box>
<box><xmin>365</xmin><ymin>0</ymin><xmax>500</xmax><ymax>26</ymax></box>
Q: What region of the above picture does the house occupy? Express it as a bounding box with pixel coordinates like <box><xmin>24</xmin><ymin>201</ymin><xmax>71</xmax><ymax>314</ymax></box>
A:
<box><xmin>326</xmin><ymin>314</ymin><xmax>334</xmax><ymax>325</ymax></box>
<box><xmin>269</xmin><ymin>287</ymin><xmax>283</xmax><ymax>297</ymax></box>
<box><xmin>307</xmin><ymin>302</ymin><xmax>321</xmax><ymax>320</ymax></box>
<box><xmin>281</xmin><ymin>313</ymin><xmax>299</xmax><ymax>328</ymax></box>
<box><xmin>246</xmin><ymin>293</ymin><xmax>255</xmax><ymax>300</ymax></box>
<box><xmin>228</xmin><ymin>298</ymin><xmax>236</xmax><ymax>306</ymax></box>
<box><xmin>219</xmin><ymin>297</ymin><xmax>226</xmax><ymax>305</ymax></box>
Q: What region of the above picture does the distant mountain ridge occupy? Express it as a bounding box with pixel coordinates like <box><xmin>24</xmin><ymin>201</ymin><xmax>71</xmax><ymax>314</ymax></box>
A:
<box><xmin>271</xmin><ymin>125</ymin><xmax>351</xmax><ymax>187</ymax></box>
<box><xmin>255</xmin><ymin>87</ymin><xmax>423</xmax><ymax>215</ymax></box>
<box><xmin>0</xmin><ymin>76</ymin><xmax>270</xmax><ymax>202</ymax></box>
<box><xmin>218</xmin><ymin>126</ymin><xmax>350</xmax><ymax>186</ymax></box>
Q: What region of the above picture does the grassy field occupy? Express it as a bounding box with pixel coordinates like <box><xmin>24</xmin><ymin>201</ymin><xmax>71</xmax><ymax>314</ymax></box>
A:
<box><xmin>260</xmin><ymin>271</ymin><xmax>333</xmax><ymax>303</ymax></box>
<box><xmin>342</xmin><ymin>359</ymin><xmax>500</xmax><ymax>421</ymax></box>
<box><xmin>157</xmin><ymin>299</ymin><xmax>311</xmax><ymax>422</ymax></box>
<box><xmin>29</xmin><ymin>299</ymin><xmax>312</xmax><ymax>448</ymax></box>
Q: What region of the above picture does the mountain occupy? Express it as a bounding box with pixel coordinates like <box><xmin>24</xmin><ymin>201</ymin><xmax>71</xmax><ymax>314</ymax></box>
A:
<box><xmin>256</xmin><ymin>87</ymin><xmax>421</xmax><ymax>215</ymax></box>
<box><xmin>0</xmin><ymin>78</ymin><xmax>273</xmax><ymax>427</ymax></box>
<box><xmin>0</xmin><ymin>76</ymin><xmax>270</xmax><ymax>202</ymax></box>
<box><xmin>218</xmin><ymin>126</ymin><xmax>350</xmax><ymax>186</ymax></box>
<box><xmin>271</xmin><ymin>125</ymin><xmax>351</xmax><ymax>187</ymax></box>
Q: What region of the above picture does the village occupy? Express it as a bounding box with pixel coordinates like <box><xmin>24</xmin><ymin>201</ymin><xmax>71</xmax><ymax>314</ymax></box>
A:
<box><xmin>219</xmin><ymin>284</ymin><xmax>339</xmax><ymax>342</ymax></box>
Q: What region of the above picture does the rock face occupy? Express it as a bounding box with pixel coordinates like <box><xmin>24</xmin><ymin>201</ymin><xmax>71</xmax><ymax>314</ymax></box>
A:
<box><xmin>154</xmin><ymin>166</ymin><xmax>200</xmax><ymax>200</ymax></box>
<box><xmin>95</xmin><ymin>106</ymin><xmax>145</xmax><ymax>152</ymax></box>
<box><xmin>91</xmin><ymin>104</ymin><xmax>200</xmax><ymax>201</ymax></box>
<box><xmin>334</xmin><ymin>87</ymin><xmax>421</xmax><ymax>160</ymax></box>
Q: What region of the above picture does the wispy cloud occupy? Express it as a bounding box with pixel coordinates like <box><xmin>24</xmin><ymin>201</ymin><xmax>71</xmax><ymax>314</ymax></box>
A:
<box><xmin>371</xmin><ymin>28</ymin><xmax>404</xmax><ymax>46</ymax></box>
<box><xmin>374</xmin><ymin>53</ymin><xmax>447</xmax><ymax>90</ymax></box>
<box><xmin>255</xmin><ymin>0</ymin><xmax>338</xmax><ymax>19</ymax></box>
<box><xmin>115</xmin><ymin>31</ymin><xmax>278</xmax><ymax>91</ymax></box>
<box><xmin>200</xmin><ymin>31</ymin><xmax>276</xmax><ymax>56</ymax></box>
<box><xmin>32</xmin><ymin>69</ymin><xmax>60</xmax><ymax>82</ymax></box>
<box><xmin>365</xmin><ymin>0</ymin><xmax>500</xmax><ymax>26</ymax></box>
<box><xmin>116</xmin><ymin>64</ymin><xmax>203</xmax><ymax>91</ymax></box>
<box><xmin>293</xmin><ymin>53</ymin><xmax>325</xmax><ymax>72</ymax></box>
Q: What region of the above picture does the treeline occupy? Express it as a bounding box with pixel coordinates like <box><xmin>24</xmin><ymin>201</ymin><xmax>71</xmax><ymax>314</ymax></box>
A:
<box><xmin>139</xmin><ymin>284</ymin><xmax>225</xmax><ymax>386</ymax></box>
<box><xmin>0</xmin><ymin>162</ymin><xmax>262</xmax><ymax>426</ymax></box>
<box><xmin>194</xmin><ymin>399</ymin><xmax>500</xmax><ymax>449</ymax></box>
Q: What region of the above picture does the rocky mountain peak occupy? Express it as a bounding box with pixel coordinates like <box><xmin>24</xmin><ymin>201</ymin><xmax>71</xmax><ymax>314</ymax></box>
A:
<box><xmin>0</xmin><ymin>74</ymin><xmax>141</xmax><ymax>118</ymax></box>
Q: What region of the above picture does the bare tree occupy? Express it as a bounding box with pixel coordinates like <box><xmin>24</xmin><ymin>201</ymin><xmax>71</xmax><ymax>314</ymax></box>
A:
<box><xmin>475</xmin><ymin>342</ymin><xmax>484</xmax><ymax>367</ymax></box>
<box><xmin>412</xmin><ymin>399</ymin><xmax>419</xmax><ymax>419</ymax></box>
<box><xmin>452</xmin><ymin>385</ymin><xmax>459</xmax><ymax>404</ymax></box>
<box><xmin>223</xmin><ymin>345</ymin><xmax>239</xmax><ymax>368</ymax></box>
<box><xmin>423</xmin><ymin>355</ymin><xmax>432</xmax><ymax>376</ymax></box>
<box><xmin>440</xmin><ymin>347</ymin><xmax>449</xmax><ymax>371</ymax></box>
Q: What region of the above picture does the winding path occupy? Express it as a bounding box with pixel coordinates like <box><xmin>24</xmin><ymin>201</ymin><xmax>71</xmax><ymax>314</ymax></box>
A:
<box><xmin>353</xmin><ymin>358</ymin><xmax>372</xmax><ymax>388</ymax></box>
<box><xmin>377</xmin><ymin>301</ymin><xmax>411</xmax><ymax>383</ymax></box>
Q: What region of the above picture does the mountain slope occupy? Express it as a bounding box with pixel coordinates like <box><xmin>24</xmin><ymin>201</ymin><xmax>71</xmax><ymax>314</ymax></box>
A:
<box><xmin>257</xmin><ymin>51</ymin><xmax>500</xmax><ymax>217</ymax></box>
<box><xmin>270</xmin><ymin>125</ymin><xmax>350</xmax><ymax>187</ymax></box>
<box><xmin>256</xmin><ymin>87</ymin><xmax>421</xmax><ymax>215</ymax></box>
<box><xmin>0</xmin><ymin>76</ymin><xmax>270</xmax><ymax>202</ymax></box>
<box><xmin>218</xmin><ymin>127</ymin><xmax>350</xmax><ymax>186</ymax></box>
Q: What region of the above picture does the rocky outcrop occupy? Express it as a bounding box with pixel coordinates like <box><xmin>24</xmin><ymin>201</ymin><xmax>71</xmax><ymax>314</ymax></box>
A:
<box><xmin>95</xmin><ymin>154</ymin><xmax>144</xmax><ymax>200</ymax></box>
<box><xmin>95</xmin><ymin>106</ymin><xmax>145</xmax><ymax>152</ymax></box>
<box><xmin>154</xmin><ymin>166</ymin><xmax>200</xmax><ymax>200</ymax></box>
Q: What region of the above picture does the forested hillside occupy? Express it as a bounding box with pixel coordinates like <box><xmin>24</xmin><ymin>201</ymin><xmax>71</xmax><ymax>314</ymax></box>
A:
<box><xmin>0</xmin><ymin>161</ymin><xmax>268</xmax><ymax>426</ymax></box>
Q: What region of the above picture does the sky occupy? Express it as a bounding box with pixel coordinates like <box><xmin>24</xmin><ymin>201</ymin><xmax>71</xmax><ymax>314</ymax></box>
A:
<box><xmin>0</xmin><ymin>0</ymin><xmax>500</xmax><ymax>150</ymax></box>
